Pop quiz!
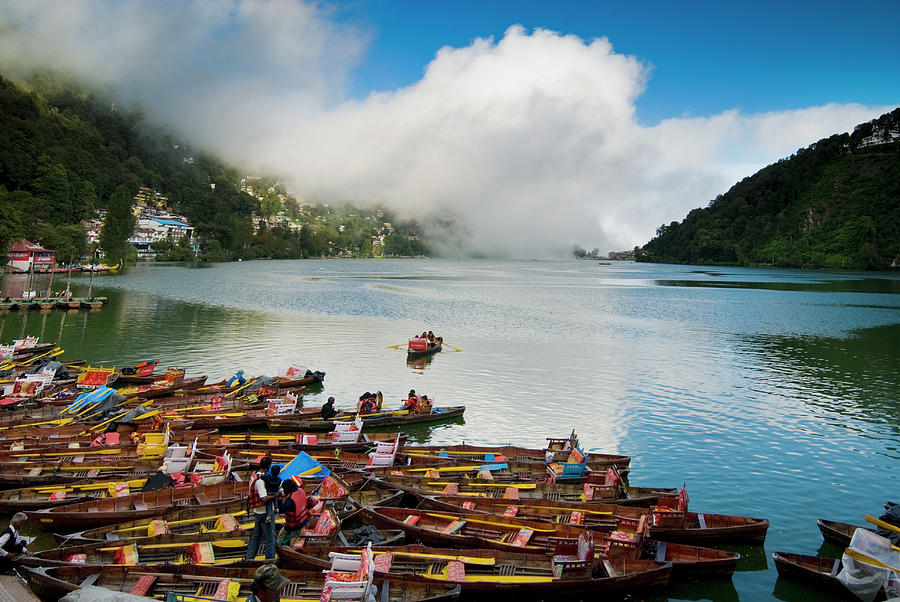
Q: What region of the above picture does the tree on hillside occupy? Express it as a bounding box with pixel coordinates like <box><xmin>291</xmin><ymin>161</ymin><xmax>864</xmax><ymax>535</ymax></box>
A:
<box><xmin>99</xmin><ymin>184</ymin><xmax>136</xmax><ymax>264</ymax></box>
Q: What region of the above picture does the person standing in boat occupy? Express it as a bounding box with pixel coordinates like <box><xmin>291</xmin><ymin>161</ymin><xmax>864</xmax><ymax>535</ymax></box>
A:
<box><xmin>320</xmin><ymin>396</ymin><xmax>337</xmax><ymax>420</ymax></box>
<box><xmin>276</xmin><ymin>479</ymin><xmax>317</xmax><ymax>546</ymax></box>
<box><xmin>245</xmin><ymin>456</ymin><xmax>277</xmax><ymax>560</ymax></box>
<box><xmin>0</xmin><ymin>513</ymin><xmax>32</xmax><ymax>562</ymax></box>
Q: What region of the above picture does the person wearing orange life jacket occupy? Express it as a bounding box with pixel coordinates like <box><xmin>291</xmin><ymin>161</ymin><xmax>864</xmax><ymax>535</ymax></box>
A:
<box><xmin>403</xmin><ymin>389</ymin><xmax>420</xmax><ymax>414</ymax></box>
<box><xmin>276</xmin><ymin>479</ymin><xmax>317</xmax><ymax>546</ymax></box>
<box><xmin>244</xmin><ymin>456</ymin><xmax>277</xmax><ymax>560</ymax></box>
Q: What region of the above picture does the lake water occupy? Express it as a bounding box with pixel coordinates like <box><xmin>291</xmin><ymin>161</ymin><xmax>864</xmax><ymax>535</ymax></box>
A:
<box><xmin>2</xmin><ymin>259</ymin><xmax>898</xmax><ymax>601</ymax></box>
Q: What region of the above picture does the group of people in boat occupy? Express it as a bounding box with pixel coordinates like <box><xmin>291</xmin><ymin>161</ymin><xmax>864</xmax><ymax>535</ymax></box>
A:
<box><xmin>403</xmin><ymin>389</ymin><xmax>433</xmax><ymax>414</ymax></box>
<box><xmin>244</xmin><ymin>455</ymin><xmax>318</xmax><ymax>561</ymax></box>
<box><xmin>414</xmin><ymin>331</ymin><xmax>443</xmax><ymax>348</ymax></box>
<box><xmin>319</xmin><ymin>389</ymin><xmax>432</xmax><ymax>419</ymax></box>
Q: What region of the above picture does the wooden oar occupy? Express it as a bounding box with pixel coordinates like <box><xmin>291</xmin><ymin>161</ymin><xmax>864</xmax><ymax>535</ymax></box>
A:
<box><xmin>224</xmin><ymin>377</ymin><xmax>258</xmax><ymax>398</ymax></box>
<box><xmin>20</xmin><ymin>347</ymin><xmax>63</xmax><ymax>365</ymax></box>
<box><xmin>424</xmin><ymin>512</ymin><xmax>556</xmax><ymax>532</ymax></box>
<box><xmin>375</xmin><ymin>550</ymin><xmax>495</xmax><ymax>565</ymax></box>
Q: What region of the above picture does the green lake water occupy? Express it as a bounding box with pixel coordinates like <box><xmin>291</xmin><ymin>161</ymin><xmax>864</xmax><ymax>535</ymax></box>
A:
<box><xmin>2</xmin><ymin>259</ymin><xmax>898</xmax><ymax>601</ymax></box>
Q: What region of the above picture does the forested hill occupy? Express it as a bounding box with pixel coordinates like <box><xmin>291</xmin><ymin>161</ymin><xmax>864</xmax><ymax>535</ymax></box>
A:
<box><xmin>638</xmin><ymin>108</ymin><xmax>900</xmax><ymax>270</ymax></box>
<box><xmin>0</xmin><ymin>73</ymin><xmax>431</xmax><ymax>262</ymax></box>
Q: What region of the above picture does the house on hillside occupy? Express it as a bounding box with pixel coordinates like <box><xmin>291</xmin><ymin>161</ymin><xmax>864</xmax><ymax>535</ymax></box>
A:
<box><xmin>129</xmin><ymin>217</ymin><xmax>195</xmax><ymax>257</ymax></box>
<box><xmin>6</xmin><ymin>239</ymin><xmax>56</xmax><ymax>272</ymax></box>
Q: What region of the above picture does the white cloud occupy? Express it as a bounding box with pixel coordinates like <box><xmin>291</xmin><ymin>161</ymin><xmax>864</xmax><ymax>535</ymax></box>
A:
<box><xmin>0</xmin><ymin>1</ymin><xmax>892</xmax><ymax>256</ymax></box>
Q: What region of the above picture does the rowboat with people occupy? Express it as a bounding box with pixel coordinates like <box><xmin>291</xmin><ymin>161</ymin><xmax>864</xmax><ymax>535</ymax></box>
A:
<box><xmin>267</xmin><ymin>406</ymin><xmax>467</xmax><ymax>432</ymax></box>
<box><xmin>18</xmin><ymin>562</ymin><xmax>463</xmax><ymax>602</ymax></box>
<box><xmin>23</xmin><ymin>511</ymin><xmax>404</xmax><ymax>568</ymax></box>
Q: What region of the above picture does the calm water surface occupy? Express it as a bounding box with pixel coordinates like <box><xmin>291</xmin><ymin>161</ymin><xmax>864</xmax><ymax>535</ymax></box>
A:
<box><xmin>2</xmin><ymin>259</ymin><xmax>898</xmax><ymax>601</ymax></box>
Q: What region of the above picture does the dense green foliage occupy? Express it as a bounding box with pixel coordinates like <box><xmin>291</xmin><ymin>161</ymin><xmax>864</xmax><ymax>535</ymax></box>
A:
<box><xmin>0</xmin><ymin>73</ymin><xmax>431</xmax><ymax>264</ymax></box>
<box><xmin>98</xmin><ymin>184</ymin><xmax>136</xmax><ymax>264</ymax></box>
<box><xmin>640</xmin><ymin>109</ymin><xmax>900</xmax><ymax>270</ymax></box>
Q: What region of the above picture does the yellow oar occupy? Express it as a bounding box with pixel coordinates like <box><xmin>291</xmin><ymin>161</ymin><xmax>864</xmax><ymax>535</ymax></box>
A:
<box><xmin>866</xmin><ymin>514</ymin><xmax>900</xmax><ymax>534</ymax></box>
<box><xmin>426</xmin><ymin>482</ymin><xmax>536</xmax><ymax>489</ymax></box>
<box><xmin>20</xmin><ymin>346</ymin><xmax>63</xmax><ymax>365</ymax></box>
<box><xmin>88</xmin><ymin>409</ymin><xmax>134</xmax><ymax>432</ymax></box>
<box><xmin>12</xmin><ymin>418</ymin><xmax>73</xmax><ymax>429</ymax></box>
<box><xmin>425</xmin><ymin>512</ymin><xmax>555</xmax><ymax>532</ymax></box>
<box><xmin>225</xmin><ymin>378</ymin><xmax>258</xmax><ymax>398</ymax></box>
<box><xmin>844</xmin><ymin>547</ymin><xmax>900</xmax><ymax>571</ymax></box>
<box><xmin>375</xmin><ymin>550</ymin><xmax>495</xmax><ymax>566</ymax></box>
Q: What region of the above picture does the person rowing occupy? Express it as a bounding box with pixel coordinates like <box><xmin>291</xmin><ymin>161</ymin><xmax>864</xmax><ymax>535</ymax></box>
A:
<box><xmin>403</xmin><ymin>389</ymin><xmax>420</xmax><ymax>413</ymax></box>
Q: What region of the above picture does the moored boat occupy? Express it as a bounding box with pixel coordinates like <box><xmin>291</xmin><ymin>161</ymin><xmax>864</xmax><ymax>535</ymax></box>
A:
<box><xmin>278</xmin><ymin>541</ymin><xmax>673</xmax><ymax>595</ymax></box>
<box><xmin>817</xmin><ymin>518</ymin><xmax>872</xmax><ymax>547</ymax></box>
<box><xmin>267</xmin><ymin>405</ymin><xmax>467</xmax><ymax>432</ymax></box>
<box><xmin>418</xmin><ymin>495</ymin><xmax>768</xmax><ymax>545</ymax></box>
<box><xmin>18</xmin><ymin>562</ymin><xmax>462</xmax><ymax>602</ymax></box>
<box><xmin>362</xmin><ymin>506</ymin><xmax>737</xmax><ymax>575</ymax></box>
<box><xmin>25</xmin><ymin>480</ymin><xmax>247</xmax><ymax>531</ymax></box>
<box><xmin>772</xmin><ymin>552</ymin><xmax>847</xmax><ymax>591</ymax></box>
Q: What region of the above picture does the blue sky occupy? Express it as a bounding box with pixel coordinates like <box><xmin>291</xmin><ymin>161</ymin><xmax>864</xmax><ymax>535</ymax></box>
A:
<box><xmin>0</xmin><ymin>0</ymin><xmax>895</xmax><ymax>254</ymax></box>
<box><xmin>335</xmin><ymin>0</ymin><xmax>900</xmax><ymax>124</ymax></box>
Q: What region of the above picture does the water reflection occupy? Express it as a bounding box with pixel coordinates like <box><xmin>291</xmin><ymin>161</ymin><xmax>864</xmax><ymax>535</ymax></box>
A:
<box><xmin>744</xmin><ymin>323</ymin><xmax>900</xmax><ymax>430</ymax></box>
<box><xmin>407</xmin><ymin>351</ymin><xmax>438</xmax><ymax>371</ymax></box>
<box><xmin>656</xmin><ymin>278</ymin><xmax>900</xmax><ymax>294</ymax></box>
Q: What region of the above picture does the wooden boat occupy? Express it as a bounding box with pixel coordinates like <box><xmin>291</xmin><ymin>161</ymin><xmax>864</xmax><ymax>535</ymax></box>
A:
<box><xmin>267</xmin><ymin>406</ymin><xmax>467</xmax><ymax>432</ymax></box>
<box><xmin>0</xmin><ymin>477</ymin><xmax>151</xmax><ymax>513</ymax></box>
<box><xmin>194</xmin><ymin>431</ymin><xmax>410</xmax><ymax>454</ymax></box>
<box><xmin>369</xmin><ymin>473</ymin><xmax>672</xmax><ymax>506</ymax></box>
<box><xmin>407</xmin><ymin>338</ymin><xmax>442</xmax><ymax>357</ymax></box>
<box><xmin>25</xmin><ymin>480</ymin><xmax>247</xmax><ymax>531</ymax></box>
<box><xmin>817</xmin><ymin>519</ymin><xmax>873</xmax><ymax>547</ymax></box>
<box><xmin>106</xmin><ymin>360</ymin><xmax>160</xmax><ymax>386</ymax></box>
<box><xmin>772</xmin><ymin>552</ymin><xmax>848</xmax><ymax>591</ymax></box>
<box><xmin>28</xmin><ymin>516</ymin><xmax>403</xmax><ymax>567</ymax></box>
<box><xmin>360</xmin><ymin>505</ymin><xmax>603</xmax><ymax>555</ymax></box>
<box><xmin>62</xmin><ymin>476</ymin><xmax>365</xmax><ymax>543</ymax></box>
<box><xmin>419</xmin><ymin>495</ymin><xmax>769</xmax><ymax>544</ymax></box>
<box><xmin>115</xmin><ymin>375</ymin><xmax>209</xmax><ymax>400</ymax></box>
<box><xmin>19</xmin><ymin>563</ymin><xmax>461</xmax><ymax>602</ymax></box>
<box><xmin>362</xmin><ymin>506</ymin><xmax>737</xmax><ymax>575</ymax></box>
<box><xmin>0</xmin><ymin>461</ymin><xmax>147</xmax><ymax>488</ymax></box>
<box><xmin>79</xmin><ymin>298</ymin><xmax>104</xmax><ymax>309</ymax></box>
<box><xmin>27</xmin><ymin>531</ymin><xmax>268</xmax><ymax>568</ymax></box>
<box><xmin>279</xmin><ymin>543</ymin><xmax>673</xmax><ymax>595</ymax></box>
<box><xmin>400</xmin><ymin>443</ymin><xmax>631</xmax><ymax>475</ymax></box>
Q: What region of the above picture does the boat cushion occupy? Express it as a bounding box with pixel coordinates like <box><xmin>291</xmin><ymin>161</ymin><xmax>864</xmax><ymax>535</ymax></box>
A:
<box><xmin>447</xmin><ymin>560</ymin><xmax>466</xmax><ymax>582</ymax></box>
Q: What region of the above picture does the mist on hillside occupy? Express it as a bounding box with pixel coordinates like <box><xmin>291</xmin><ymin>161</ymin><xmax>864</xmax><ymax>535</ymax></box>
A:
<box><xmin>0</xmin><ymin>1</ymin><xmax>890</xmax><ymax>257</ymax></box>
